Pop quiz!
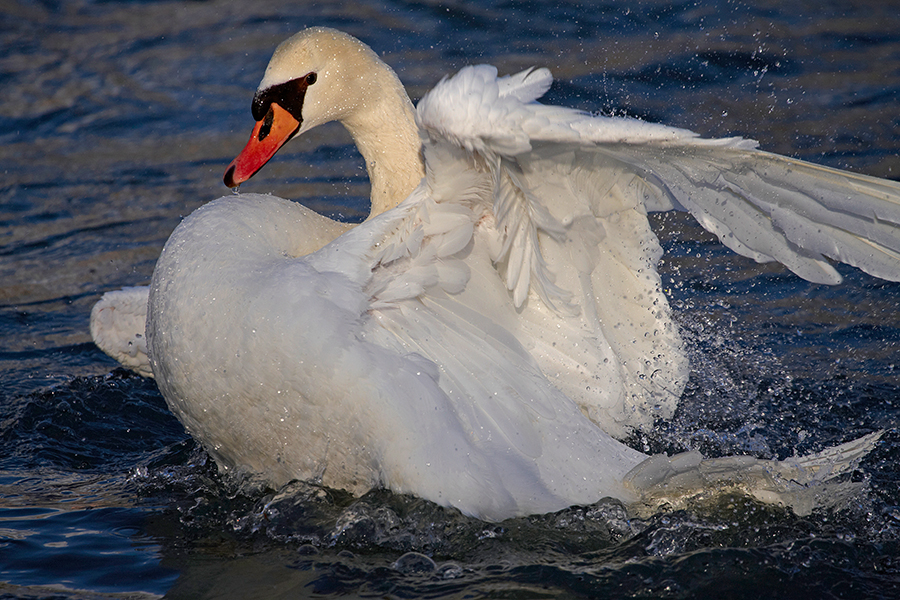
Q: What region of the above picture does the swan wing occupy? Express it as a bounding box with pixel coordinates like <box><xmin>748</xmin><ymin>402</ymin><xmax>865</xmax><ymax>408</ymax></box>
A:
<box><xmin>344</xmin><ymin>185</ymin><xmax>647</xmax><ymax>518</ymax></box>
<box><xmin>421</xmin><ymin>64</ymin><xmax>900</xmax><ymax>286</ymax></box>
<box><xmin>344</xmin><ymin>181</ymin><xmax>879</xmax><ymax>519</ymax></box>
<box><xmin>416</xmin><ymin>64</ymin><xmax>900</xmax><ymax>436</ymax></box>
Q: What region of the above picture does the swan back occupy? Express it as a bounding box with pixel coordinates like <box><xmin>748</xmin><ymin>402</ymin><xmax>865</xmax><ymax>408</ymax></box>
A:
<box><xmin>147</xmin><ymin>195</ymin><xmax>360</xmax><ymax>486</ymax></box>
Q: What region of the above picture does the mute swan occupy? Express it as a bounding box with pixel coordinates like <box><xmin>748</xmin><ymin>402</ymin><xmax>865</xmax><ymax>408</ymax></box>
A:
<box><xmin>92</xmin><ymin>27</ymin><xmax>900</xmax><ymax>521</ymax></box>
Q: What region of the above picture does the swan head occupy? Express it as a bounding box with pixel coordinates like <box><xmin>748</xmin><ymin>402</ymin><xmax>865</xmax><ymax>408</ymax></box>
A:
<box><xmin>224</xmin><ymin>27</ymin><xmax>401</xmax><ymax>188</ymax></box>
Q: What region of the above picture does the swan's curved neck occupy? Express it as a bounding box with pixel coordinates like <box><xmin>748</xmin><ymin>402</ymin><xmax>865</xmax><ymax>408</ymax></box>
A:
<box><xmin>340</xmin><ymin>72</ymin><xmax>425</xmax><ymax>218</ymax></box>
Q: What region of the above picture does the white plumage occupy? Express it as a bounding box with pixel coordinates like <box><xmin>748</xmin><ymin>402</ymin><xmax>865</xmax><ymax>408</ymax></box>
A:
<box><xmin>92</xmin><ymin>28</ymin><xmax>899</xmax><ymax>521</ymax></box>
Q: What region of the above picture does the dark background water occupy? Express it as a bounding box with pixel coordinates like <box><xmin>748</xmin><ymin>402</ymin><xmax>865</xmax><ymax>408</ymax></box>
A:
<box><xmin>2</xmin><ymin>0</ymin><xmax>899</xmax><ymax>598</ymax></box>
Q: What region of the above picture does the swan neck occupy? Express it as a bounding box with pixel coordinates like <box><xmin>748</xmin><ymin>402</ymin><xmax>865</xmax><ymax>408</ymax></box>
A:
<box><xmin>341</xmin><ymin>74</ymin><xmax>425</xmax><ymax>218</ymax></box>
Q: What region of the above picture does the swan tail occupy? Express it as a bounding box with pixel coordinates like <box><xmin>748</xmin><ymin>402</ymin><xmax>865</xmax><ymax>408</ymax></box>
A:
<box><xmin>90</xmin><ymin>286</ymin><xmax>153</xmax><ymax>378</ymax></box>
<box><xmin>624</xmin><ymin>430</ymin><xmax>883</xmax><ymax>516</ymax></box>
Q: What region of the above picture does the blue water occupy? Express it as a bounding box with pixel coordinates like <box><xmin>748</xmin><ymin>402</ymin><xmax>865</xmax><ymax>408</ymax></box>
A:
<box><xmin>2</xmin><ymin>0</ymin><xmax>899</xmax><ymax>597</ymax></box>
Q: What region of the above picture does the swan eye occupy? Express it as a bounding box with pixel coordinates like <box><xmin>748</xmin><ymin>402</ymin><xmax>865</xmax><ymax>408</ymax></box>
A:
<box><xmin>251</xmin><ymin>75</ymin><xmax>312</xmax><ymax>122</ymax></box>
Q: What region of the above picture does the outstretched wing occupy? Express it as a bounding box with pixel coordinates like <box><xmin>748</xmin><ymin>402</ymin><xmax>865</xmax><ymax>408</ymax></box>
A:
<box><xmin>421</xmin><ymin>64</ymin><xmax>900</xmax><ymax>287</ymax></box>
<box><xmin>416</xmin><ymin>64</ymin><xmax>900</xmax><ymax>435</ymax></box>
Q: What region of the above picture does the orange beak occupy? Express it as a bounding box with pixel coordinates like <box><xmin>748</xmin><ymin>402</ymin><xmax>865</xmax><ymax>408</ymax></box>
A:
<box><xmin>224</xmin><ymin>102</ymin><xmax>300</xmax><ymax>188</ymax></box>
